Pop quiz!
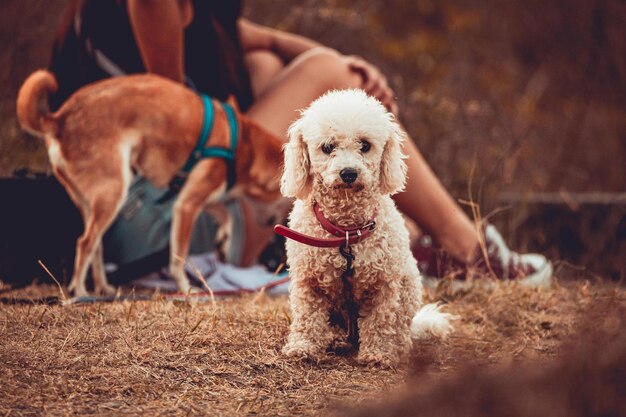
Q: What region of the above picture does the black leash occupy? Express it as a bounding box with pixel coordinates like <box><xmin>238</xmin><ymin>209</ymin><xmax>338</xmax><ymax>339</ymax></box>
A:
<box><xmin>339</xmin><ymin>243</ymin><xmax>359</xmax><ymax>347</ymax></box>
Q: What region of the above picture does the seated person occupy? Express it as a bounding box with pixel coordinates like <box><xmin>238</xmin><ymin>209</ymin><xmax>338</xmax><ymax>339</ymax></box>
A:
<box><xmin>39</xmin><ymin>0</ymin><xmax>551</xmax><ymax>286</ymax></box>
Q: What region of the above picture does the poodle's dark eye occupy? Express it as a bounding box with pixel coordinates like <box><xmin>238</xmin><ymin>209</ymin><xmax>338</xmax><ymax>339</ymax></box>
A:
<box><xmin>321</xmin><ymin>143</ymin><xmax>335</xmax><ymax>154</ymax></box>
<box><xmin>360</xmin><ymin>140</ymin><xmax>371</xmax><ymax>153</ymax></box>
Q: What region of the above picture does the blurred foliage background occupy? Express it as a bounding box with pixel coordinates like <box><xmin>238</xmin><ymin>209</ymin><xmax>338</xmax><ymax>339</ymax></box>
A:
<box><xmin>1</xmin><ymin>0</ymin><xmax>624</xmax><ymax>278</ymax></box>
<box><xmin>246</xmin><ymin>0</ymin><xmax>626</xmax><ymax>195</ymax></box>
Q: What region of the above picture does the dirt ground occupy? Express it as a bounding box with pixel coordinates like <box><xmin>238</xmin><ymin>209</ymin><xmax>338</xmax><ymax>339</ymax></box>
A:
<box><xmin>1</xmin><ymin>278</ymin><xmax>624</xmax><ymax>416</ymax></box>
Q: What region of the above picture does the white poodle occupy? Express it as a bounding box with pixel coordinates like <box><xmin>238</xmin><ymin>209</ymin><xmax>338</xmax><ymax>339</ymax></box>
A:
<box><xmin>278</xmin><ymin>89</ymin><xmax>454</xmax><ymax>366</ymax></box>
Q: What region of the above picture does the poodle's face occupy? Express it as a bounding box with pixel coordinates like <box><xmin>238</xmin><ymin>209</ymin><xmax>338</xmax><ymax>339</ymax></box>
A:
<box><xmin>281</xmin><ymin>89</ymin><xmax>407</xmax><ymax>199</ymax></box>
<box><xmin>306</xmin><ymin>123</ymin><xmax>382</xmax><ymax>193</ymax></box>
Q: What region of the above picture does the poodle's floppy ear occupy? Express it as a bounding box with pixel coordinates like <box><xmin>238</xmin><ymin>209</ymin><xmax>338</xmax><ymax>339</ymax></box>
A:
<box><xmin>379</xmin><ymin>118</ymin><xmax>408</xmax><ymax>195</ymax></box>
<box><xmin>280</xmin><ymin>118</ymin><xmax>311</xmax><ymax>199</ymax></box>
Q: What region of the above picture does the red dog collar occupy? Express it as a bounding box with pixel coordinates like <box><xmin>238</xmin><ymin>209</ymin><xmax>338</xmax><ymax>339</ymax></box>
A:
<box><xmin>274</xmin><ymin>202</ymin><xmax>376</xmax><ymax>248</ymax></box>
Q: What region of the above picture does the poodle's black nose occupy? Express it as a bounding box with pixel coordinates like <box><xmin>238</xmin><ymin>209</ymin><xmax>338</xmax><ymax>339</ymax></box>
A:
<box><xmin>339</xmin><ymin>168</ymin><xmax>358</xmax><ymax>184</ymax></box>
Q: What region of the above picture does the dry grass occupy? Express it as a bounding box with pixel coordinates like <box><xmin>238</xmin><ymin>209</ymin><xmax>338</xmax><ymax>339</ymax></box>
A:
<box><xmin>0</xmin><ymin>278</ymin><xmax>624</xmax><ymax>416</ymax></box>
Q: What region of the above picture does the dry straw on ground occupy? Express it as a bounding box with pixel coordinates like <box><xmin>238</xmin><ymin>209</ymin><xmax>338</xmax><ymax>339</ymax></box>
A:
<box><xmin>1</xmin><ymin>278</ymin><xmax>624</xmax><ymax>416</ymax></box>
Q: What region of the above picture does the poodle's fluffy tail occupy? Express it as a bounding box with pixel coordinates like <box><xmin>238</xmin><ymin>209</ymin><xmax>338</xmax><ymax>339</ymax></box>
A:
<box><xmin>411</xmin><ymin>303</ymin><xmax>456</xmax><ymax>339</ymax></box>
<box><xmin>16</xmin><ymin>69</ymin><xmax>58</xmax><ymax>138</ymax></box>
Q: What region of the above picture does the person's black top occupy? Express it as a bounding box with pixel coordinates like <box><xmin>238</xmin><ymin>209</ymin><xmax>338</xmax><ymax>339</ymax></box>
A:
<box><xmin>49</xmin><ymin>0</ymin><xmax>254</xmax><ymax>111</ymax></box>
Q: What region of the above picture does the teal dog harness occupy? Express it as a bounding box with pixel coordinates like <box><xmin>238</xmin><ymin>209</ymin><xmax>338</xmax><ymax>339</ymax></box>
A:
<box><xmin>157</xmin><ymin>94</ymin><xmax>239</xmax><ymax>204</ymax></box>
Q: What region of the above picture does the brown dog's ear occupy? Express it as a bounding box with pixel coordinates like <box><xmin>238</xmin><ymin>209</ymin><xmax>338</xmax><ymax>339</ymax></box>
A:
<box><xmin>244</xmin><ymin>119</ymin><xmax>285</xmax><ymax>199</ymax></box>
<box><xmin>379</xmin><ymin>118</ymin><xmax>408</xmax><ymax>195</ymax></box>
<box><xmin>280</xmin><ymin>118</ymin><xmax>311</xmax><ymax>199</ymax></box>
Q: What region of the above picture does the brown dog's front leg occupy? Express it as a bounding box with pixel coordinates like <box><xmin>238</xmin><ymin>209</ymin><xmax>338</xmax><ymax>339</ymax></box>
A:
<box><xmin>169</xmin><ymin>161</ymin><xmax>228</xmax><ymax>294</ymax></box>
<box><xmin>170</xmin><ymin>200</ymin><xmax>200</xmax><ymax>294</ymax></box>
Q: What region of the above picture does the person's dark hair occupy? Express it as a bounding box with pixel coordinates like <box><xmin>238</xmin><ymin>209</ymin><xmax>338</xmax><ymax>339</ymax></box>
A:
<box><xmin>185</xmin><ymin>0</ymin><xmax>254</xmax><ymax>110</ymax></box>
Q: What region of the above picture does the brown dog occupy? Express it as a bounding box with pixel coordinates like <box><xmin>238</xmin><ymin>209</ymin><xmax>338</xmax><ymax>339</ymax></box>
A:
<box><xmin>17</xmin><ymin>70</ymin><xmax>284</xmax><ymax>296</ymax></box>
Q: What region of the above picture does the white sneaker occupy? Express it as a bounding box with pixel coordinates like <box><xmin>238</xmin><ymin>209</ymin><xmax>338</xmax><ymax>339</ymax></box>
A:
<box><xmin>415</xmin><ymin>224</ymin><xmax>553</xmax><ymax>290</ymax></box>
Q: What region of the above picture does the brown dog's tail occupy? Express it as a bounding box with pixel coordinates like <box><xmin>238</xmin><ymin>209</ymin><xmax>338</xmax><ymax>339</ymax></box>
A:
<box><xmin>16</xmin><ymin>70</ymin><xmax>58</xmax><ymax>138</ymax></box>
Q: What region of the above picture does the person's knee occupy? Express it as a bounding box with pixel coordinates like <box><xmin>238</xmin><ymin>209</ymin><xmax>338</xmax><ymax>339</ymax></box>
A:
<box><xmin>293</xmin><ymin>48</ymin><xmax>363</xmax><ymax>91</ymax></box>
<box><xmin>245</xmin><ymin>50</ymin><xmax>285</xmax><ymax>97</ymax></box>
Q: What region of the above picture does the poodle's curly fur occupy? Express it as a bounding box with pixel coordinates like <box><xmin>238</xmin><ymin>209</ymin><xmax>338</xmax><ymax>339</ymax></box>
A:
<box><xmin>280</xmin><ymin>89</ymin><xmax>453</xmax><ymax>366</ymax></box>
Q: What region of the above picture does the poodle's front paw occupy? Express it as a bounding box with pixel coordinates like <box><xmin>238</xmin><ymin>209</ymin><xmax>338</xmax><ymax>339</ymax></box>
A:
<box><xmin>357</xmin><ymin>350</ymin><xmax>398</xmax><ymax>368</ymax></box>
<box><xmin>282</xmin><ymin>339</ymin><xmax>325</xmax><ymax>360</ymax></box>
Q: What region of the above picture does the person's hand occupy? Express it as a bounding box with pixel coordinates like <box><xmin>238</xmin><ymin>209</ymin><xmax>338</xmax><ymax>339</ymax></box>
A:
<box><xmin>342</xmin><ymin>55</ymin><xmax>398</xmax><ymax>116</ymax></box>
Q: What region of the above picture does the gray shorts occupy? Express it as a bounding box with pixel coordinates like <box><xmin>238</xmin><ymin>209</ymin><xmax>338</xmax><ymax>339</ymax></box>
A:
<box><xmin>103</xmin><ymin>176</ymin><xmax>244</xmax><ymax>269</ymax></box>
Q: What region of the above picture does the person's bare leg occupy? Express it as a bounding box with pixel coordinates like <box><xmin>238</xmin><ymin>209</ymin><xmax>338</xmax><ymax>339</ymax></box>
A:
<box><xmin>244</xmin><ymin>48</ymin><xmax>479</xmax><ymax>263</ymax></box>
<box><xmin>246</xmin><ymin>48</ymin><xmax>364</xmax><ymax>135</ymax></box>
<box><xmin>394</xmin><ymin>136</ymin><xmax>478</xmax><ymax>262</ymax></box>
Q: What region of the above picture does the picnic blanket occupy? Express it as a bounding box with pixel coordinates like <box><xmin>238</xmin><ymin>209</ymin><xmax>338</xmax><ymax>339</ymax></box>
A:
<box><xmin>131</xmin><ymin>252</ymin><xmax>290</xmax><ymax>296</ymax></box>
